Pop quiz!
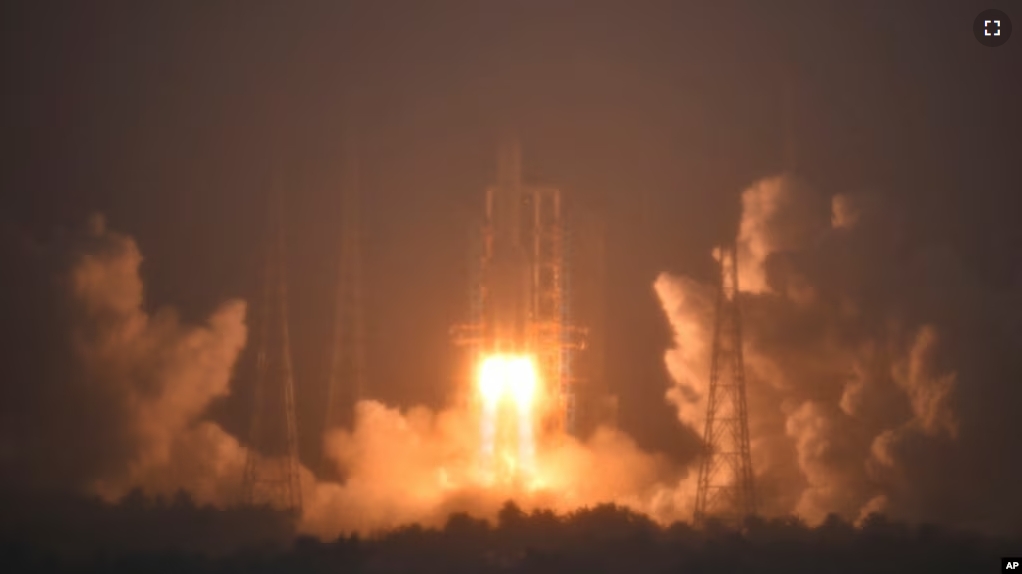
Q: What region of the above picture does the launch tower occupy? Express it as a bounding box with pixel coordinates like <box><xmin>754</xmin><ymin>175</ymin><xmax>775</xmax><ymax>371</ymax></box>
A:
<box><xmin>323</xmin><ymin>137</ymin><xmax>367</xmax><ymax>438</ymax></box>
<box><xmin>241</xmin><ymin>189</ymin><xmax>304</xmax><ymax>514</ymax></box>
<box><xmin>453</xmin><ymin>141</ymin><xmax>584</xmax><ymax>442</ymax></box>
<box><xmin>694</xmin><ymin>242</ymin><xmax>756</xmax><ymax>524</ymax></box>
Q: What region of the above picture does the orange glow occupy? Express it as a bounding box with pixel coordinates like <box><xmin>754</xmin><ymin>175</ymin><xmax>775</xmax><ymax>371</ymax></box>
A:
<box><xmin>476</xmin><ymin>354</ymin><xmax>539</xmax><ymax>411</ymax></box>
<box><xmin>476</xmin><ymin>353</ymin><xmax>540</xmax><ymax>482</ymax></box>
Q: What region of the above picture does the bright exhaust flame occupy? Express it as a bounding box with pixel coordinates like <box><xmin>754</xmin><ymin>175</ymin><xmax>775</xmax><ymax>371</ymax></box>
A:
<box><xmin>477</xmin><ymin>354</ymin><xmax>539</xmax><ymax>481</ymax></box>
<box><xmin>478</xmin><ymin>355</ymin><xmax>538</xmax><ymax>410</ymax></box>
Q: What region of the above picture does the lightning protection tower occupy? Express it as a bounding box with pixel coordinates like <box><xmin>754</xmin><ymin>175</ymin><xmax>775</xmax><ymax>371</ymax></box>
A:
<box><xmin>694</xmin><ymin>242</ymin><xmax>756</xmax><ymax>525</ymax></box>
<box><xmin>320</xmin><ymin>137</ymin><xmax>368</xmax><ymax>476</ymax></box>
<box><xmin>241</xmin><ymin>188</ymin><xmax>303</xmax><ymax>515</ymax></box>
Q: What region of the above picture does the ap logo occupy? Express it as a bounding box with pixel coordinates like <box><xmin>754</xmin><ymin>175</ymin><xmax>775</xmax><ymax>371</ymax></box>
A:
<box><xmin>1005</xmin><ymin>557</ymin><xmax>1021</xmax><ymax>571</ymax></box>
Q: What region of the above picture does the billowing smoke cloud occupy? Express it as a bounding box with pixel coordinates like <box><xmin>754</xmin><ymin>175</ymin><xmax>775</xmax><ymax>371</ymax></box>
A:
<box><xmin>0</xmin><ymin>216</ymin><xmax>248</xmax><ymax>504</ymax></box>
<box><xmin>652</xmin><ymin>275</ymin><xmax>714</xmax><ymax>427</ymax></box>
<box><xmin>659</xmin><ymin>209</ymin><xmax>951</xmax><ymax>526</ymax></box>
<box><xmin>735</xmin><ymin>175</ymin><xmax>828</xmax><ymax>295</ymax></box>
<box><xmin>70</xmin><ymin>216</ymin><xmax>249</xmax><ymax>504</ymax></box>
<box><xmin>830</xmin><ymin>194</ymin><xmax>861</xmax><ymax>231</ymax></box>
<box><xmin>651</xmin><ymin>173</ymin><xmax>1020</xmax><ymax>529</ymax></box>
<box><xmin>889</xmin><ymin>325</ymin><xmax>957</xmax><ymax>438</ymax></box>
<box><xmin>302</xmin><ymin>400</ymin><xmax>691</xmax><ymax>538</ymax></box>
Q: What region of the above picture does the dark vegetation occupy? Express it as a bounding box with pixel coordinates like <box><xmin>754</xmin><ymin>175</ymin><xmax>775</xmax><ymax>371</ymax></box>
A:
<box><xmin>1</xmin><ymin>492</ymin><xmax>1016</xmax><ymax>573</ymax></box>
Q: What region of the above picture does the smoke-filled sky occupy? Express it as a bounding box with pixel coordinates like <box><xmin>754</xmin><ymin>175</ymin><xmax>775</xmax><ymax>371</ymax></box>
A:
<box><xmin>1</xmin><ymin>1</ymin><xmax>1020</xmax><ymax>536</ymax></box>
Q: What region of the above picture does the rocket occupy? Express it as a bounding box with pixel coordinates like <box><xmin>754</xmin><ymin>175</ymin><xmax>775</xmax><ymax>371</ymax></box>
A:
<box><xmin>482</xmin><ymin>140</ymin><xmax>533</xmax><ymax>353</ymax></box>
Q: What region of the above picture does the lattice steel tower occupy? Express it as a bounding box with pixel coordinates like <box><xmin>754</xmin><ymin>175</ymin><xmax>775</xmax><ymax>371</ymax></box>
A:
<box><xmin>241</xmin><ymin>189</ymin><xmax>303</xmax><ymax>514</ymax></box>
<box><xmin>694</xmin><ymin>242</ymin><xmax>756</xmax><ymax>524</ymax></box>
<box><xmin>323</xmin><ymin>138</ymin><xmax>366</xmax><ymax>439</ymax></box>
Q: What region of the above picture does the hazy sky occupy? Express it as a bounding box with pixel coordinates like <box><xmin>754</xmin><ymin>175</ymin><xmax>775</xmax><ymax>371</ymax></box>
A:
<box><xmin>2</xmin><ymin>0</ymin><xmax>1019</xmax><ymax>469</ymax></box>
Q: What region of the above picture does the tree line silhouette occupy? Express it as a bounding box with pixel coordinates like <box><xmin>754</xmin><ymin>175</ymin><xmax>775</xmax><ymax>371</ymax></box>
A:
<box><xmin>1</xmin><ymin>490</ymin><xmax>1017</xmax><ymax>573</ymax></box>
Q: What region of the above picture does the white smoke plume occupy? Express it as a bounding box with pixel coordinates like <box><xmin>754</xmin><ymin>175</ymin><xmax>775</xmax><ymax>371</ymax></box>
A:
<box><xmin>301</xmin><ymin>399</ymin><xmax>692</xmax><ymax>538</ymax></box>
<box><xmin>866</xmin><ymin>325</ymin><xmax>958</xmax><ymax>493</ymax></box>
<box><xmin>831</xmin><ymin>194</ymin><xmax>861</xmax><ymax>230</ymax></box>
<box><xmin>655</xmin><ymin>175</ymin><xmax>960</xmax><ymax>525</ymax></box>
<box><xmin>652</xmin><ymin>274</ymin><xmax>714</xmax><ymax>430</ymax></box>
<box><xmin>736</xmin><ymin>176</ymin><xmax>827</xmax><ymax>294</ymax></box>
<box><xmin>890</xmin><ymin>325</ymin><xmax>957</xmax><ymax>439</ymax></box>
<box><xmin>68</xmin><ymin>215</ymin><xmax>248</xmax><ymax>505</ymax></box>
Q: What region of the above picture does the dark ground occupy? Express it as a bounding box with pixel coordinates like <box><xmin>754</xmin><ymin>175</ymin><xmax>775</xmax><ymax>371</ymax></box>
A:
<box><xmin>2</xmin><ymin>492</ymin><xmax>1017</xmax><ymax>573</ymax></box>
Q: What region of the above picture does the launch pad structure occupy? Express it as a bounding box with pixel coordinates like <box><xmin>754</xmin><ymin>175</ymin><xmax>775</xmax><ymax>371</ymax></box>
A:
<box><xmin>452</xmin><ymin>140</ymin><xmax>604</xmax><ymax>439</ymax></box>
<box><xmin>237</xmin><ymin>137</ymin><xmax>615</xmax><ymax>506</ymax></box>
